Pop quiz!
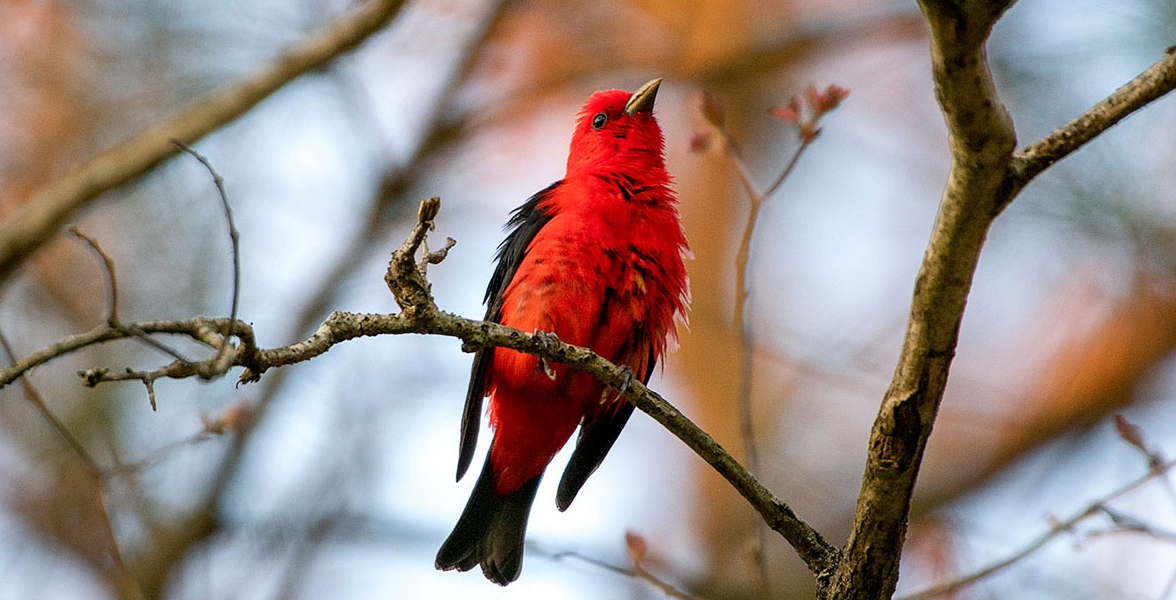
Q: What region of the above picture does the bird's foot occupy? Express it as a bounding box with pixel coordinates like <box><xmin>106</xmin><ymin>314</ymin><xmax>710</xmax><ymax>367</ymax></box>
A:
<box><xmin>533</xmin><ymin>329</ymin><xmax>560</xmax><ymax>381</ymax></box>
<box><xmin>616</xmin><ymin>365</ymin><xmax>636</xmax><ymax>395</ymax></box>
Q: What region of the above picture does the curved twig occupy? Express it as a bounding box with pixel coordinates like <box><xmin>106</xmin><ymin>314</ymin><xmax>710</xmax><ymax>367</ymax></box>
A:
<box><xmin>0</xmin><ymin>0</ymin><xmax>409</xmax><ymax>284</ymax></box>
<box><xmin>899</xmin><ymin>457</ymin><xmax>1176</xmax><ymax>600</ymax></box>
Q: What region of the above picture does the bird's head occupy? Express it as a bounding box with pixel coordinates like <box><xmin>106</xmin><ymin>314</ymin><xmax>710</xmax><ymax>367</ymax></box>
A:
<box><xmin>566</xmin><ymin>78</ymin><xmax>666</xmax><ymax>177</ymax></box>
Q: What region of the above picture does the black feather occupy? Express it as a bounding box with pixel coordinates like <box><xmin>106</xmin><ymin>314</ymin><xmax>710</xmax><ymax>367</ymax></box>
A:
<box><xmin>455</xmin><ymin>182</ymin><xmax>560</xmax><ymax>481</ymax></box>
<box><xmin>436</xmin><ymin>450</ymin><xmax>542</xmax><ymax>585</ymax></box>
<box><xmin>556</xmin><ymin>346</ymin><xmax>656</xmax><ymax>511</ymax></box>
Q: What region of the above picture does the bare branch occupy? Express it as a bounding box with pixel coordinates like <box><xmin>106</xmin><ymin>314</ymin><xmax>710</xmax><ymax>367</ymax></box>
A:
<box><xmin>0</xmin><ymin>317</ymin><xmax>238</xmax><ymax>388</ymax></box>
<box><xmin>827</xmin><ymin>1</ymin><xmax>1018</xmax><ymax>597</ymax></box>
<box><xmin>899</xmin><ymin>456</ymin><xmax>1176</xmax><ymax>600</ymax></box>
<box><xmin>0</xmin><ymin>331</ymin><xmax>146</xmax><ymax>600</ymax></box>
<box><xmin>694</xmin><ymin>84</ymin><xmax>848</xmax><ymax>597</ymax></box>
<box><xmin>68</xmin><ymin>227</ymin><xmax>120</xmax><ymax>325</ymax></box>
<box><xmin>172</xmin><ymin>141</ymin><xmax>242</xmax><ymax>330</ymax></box>
<box><xmin>0</xmin><ymin>0</ymin><xmax>408</xmax><ymax>284</ymax></box>
<box><xmin>1010</xmin><ymin>47</ymin><xmax>1176</xmax><ymax>196</ymax></box>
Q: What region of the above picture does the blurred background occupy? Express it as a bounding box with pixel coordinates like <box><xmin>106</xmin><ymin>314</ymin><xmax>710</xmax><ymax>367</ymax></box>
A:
<box><xmin>2</xmin><ymin>0</ymin><xmax>1176</xmax><ymax>598</ymax></box>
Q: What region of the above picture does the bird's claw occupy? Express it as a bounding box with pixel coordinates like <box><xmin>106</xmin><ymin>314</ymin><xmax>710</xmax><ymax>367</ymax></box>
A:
<box><xmin>601</xmin><ymin>366</ymin><xmax>637</xmax><ymax>406</ymax></box>
<box><xmin>534</xmin><ymin>329</ymin><xmax>560</xmax><ymax>381</ymax></box>
<box><xmin>533</xmin><ymin>329</ymin><xmax>560</xmax><ymax>349</ymax></box>
<box><xmin>616</xmin><ymin>365</ymin><xmax>636</xmax><ymax>395</ymax></box>
<box><xmin>539</xmin><ymin>358</ymin><xmax>556</xmax><ymax>381</ymax></box>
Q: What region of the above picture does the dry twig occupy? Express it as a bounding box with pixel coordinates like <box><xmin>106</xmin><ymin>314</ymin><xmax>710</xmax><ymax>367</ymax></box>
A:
<box><xmin>900</xmin><ymin>423</ymin><xmax>1176</xmax><ymax>600</ymax></box>
<box><xmin>0</xmin><ymin>0</ymin><xmax>409</xmax><ymax>283</ymax></box>
<box><xmin>692</xmin><ymin>83</ymin><xmax>847</xmax><ymax>597</ymax></box>
<box><xmin>535</xmin><ymin>532</ymin><xmax>704</xmax><ymax>600</ymax></box>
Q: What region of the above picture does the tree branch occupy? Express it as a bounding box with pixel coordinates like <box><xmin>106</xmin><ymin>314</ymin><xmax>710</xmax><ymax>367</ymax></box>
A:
<box><xmin>899</xmin><ymin>455</ymin><xmax>1176</xmax><ymax>600</ymax></box>
<box><xmin>0</xmin><ymin>332</ymin><xmax>145</xmax><ymax>600</ymax></box>
<box><xmin>1010</xmin><ymin>46</ymin><xmax>1176</xmax><ymax>197</ymax></box>
<box><xmin>0</xmin><ymin>197</ymin><xmax>841</xmax><ymax>577</ymax></box>
<box><xmin>0</xmin><ymin>0</ymin><xmax>408</xmax><ymax>284</ymax></box>
<box><xmin>826</xmin><ymin>1</ymin><xmax>1018</xmax><ymax>597</ymax></box>
<box><xmin>828</xmin><ymin>6</ymin><xmax>1176</xmax><ymax>600</ymax></box>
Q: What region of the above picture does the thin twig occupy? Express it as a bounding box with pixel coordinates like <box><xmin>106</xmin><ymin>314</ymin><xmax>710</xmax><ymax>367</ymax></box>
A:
<box><xmin>0</xmin><ymin>0</ymin><xmax>410</xmax><ymax>283</ymax></box>
<box><xmin>537</xmin><ymin>546</ymin><xmax>705</xmax><ymax>600</ymax></box>
<box><xmin>172</xmin><ymin>141</ymin><xmax>241</xmax><ymax>330</ymax></box>
<box><xmin>0</xmin><ymin>317</ymin><xmax>245</xmax><ymax>389</ymax></box>
<box><xmin>732</xmin><ymin>176</ymin><xmax>765</xmax><ymax>478</ymax></box>
<box><xmin>68</xmin><ymin>227</ymin><xmax>189</xmax><ymax>364</ymax></box>
<box><xmin>729</xmin><ymin>151</ymin><xmax>772</xmax><ymax>600</ymax></box>
<box><xmin>68</xmin><ymin>227</ymin><xmax>120</xmax><ymax>325</ymax></box>
<box><xmin>712</xmin><ymin>85</ymin><xmax>844</xmax><ymax>598</ymax></box>
<box><xmin>899</xmin><ymin>458</ymin><xmax>1176</xmax><ymax>600</ymax></box>
<box><xmin>730</xmin><ymin>131</ymin><xmax>814</xmax><ymax>493</ymax></box>
<box><xmin>172</xmin><ymin>141</ymin><xmax>242</xmax><ymax>385</ymax></box>
<box><xmin>0</xmin><ymin>331</ymin><xmax>146</xmax><ymax>600</ymax></box>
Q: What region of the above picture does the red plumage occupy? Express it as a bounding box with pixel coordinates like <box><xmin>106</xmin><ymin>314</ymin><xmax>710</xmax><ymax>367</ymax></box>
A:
<box><xmin>435</xmin><ymin>79</ymin><xmax>690</xmax><ymax>585</ymax></box>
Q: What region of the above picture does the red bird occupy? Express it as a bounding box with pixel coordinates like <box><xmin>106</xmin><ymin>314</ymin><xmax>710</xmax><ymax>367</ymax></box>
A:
<box><xmin>435</xmin><ymin>78</ymin><xmax>690</xmax><ymax>585</ymax></box>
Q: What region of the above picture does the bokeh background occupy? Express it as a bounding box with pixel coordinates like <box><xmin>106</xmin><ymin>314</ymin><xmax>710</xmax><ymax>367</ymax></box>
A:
<box><xmin>3</xmin><ymin>0</ymin><xmax>1176</xmax><ymax>598</ymax></box>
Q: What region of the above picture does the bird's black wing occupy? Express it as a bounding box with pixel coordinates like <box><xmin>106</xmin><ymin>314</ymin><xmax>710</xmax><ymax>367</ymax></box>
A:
<box><xmin>455</xmin><ymin>181</ymin><xmax>560</xmax><ymax>481</ymax></box>
<box><xmin>555</xmin><ymin>345</ymin><xmax>655</xmax><ymax>511</ymax></box>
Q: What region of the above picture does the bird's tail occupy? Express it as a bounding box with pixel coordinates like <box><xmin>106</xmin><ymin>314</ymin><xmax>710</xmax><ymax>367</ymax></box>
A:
<box><xmin>435</xmin><ymin>450</ymin><xmax>541</xmax><ymax>585</ymax></box>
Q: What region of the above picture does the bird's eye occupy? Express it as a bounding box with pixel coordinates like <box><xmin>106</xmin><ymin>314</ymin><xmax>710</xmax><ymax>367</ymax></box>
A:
<box><xmin>591</xmin><ymin>113</ymin><xmax>607</xmax><ymax>129</ymax></box>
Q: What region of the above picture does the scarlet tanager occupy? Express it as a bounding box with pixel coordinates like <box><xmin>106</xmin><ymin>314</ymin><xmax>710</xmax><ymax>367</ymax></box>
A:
<box><xmin>435</xmin><ymin>78</ymin><xmax>690</xmax><ymax>585</ymax></box>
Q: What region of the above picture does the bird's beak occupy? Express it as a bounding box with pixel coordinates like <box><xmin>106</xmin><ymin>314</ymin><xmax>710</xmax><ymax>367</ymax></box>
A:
<box><xmin>624</xmin><ymin>78</ymin><xmax>662</xmax><ymax>116</ymax></box>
